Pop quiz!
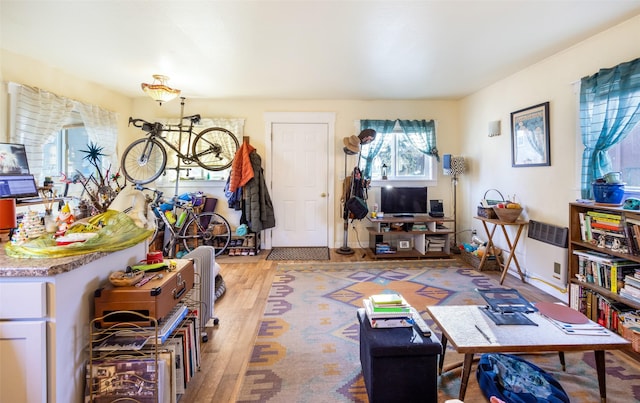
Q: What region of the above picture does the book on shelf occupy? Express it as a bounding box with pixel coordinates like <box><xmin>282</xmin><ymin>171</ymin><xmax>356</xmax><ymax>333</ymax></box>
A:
<box><xmin>94</xmin><ymin>333</ymin><xmax>149</xmax><ymax>351</ymax></box>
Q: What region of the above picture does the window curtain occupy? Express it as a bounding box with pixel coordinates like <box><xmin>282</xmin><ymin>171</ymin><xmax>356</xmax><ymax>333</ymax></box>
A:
<box><xmin>398</xmin><ymin>119</ymin><xmax>439</xmax><ymax>161</ymax></box>
<box><xmin>11</xmin><ymin>84</ymin><xmax>75</xmax><ymax>177</ymax></box>
<box><xmin>76</xmin><ymin>103</ymin><xmax>118</xmax><ymax>170</ymax></box>
<box><xmin>358</xmin><ymin>120</ymin><xmax>397</xmax><ymax>179</ymax></box>
<box><xmin>10</xmin><ymin>83</ymin><xmax>118</xmax><ymax>181</ymax></box>
<box><xmin>580</xmin><ymin>58</ymin><xmax>640</xmax><ymax>198</ymax></box>
<box><xmin>359</xmin><ymin>119</ymin><xmax>437</xmax><ymax>179</ymax></box>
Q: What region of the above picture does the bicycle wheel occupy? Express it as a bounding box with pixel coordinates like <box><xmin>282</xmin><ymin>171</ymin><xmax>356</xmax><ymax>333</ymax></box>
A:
<box><xmin>179</xmin><ymin>212</ymin><xmax>231</xmax><ymax>256</ymax></box>
<box><xmin>192</xmin><ymin>127</ymin><xmax>239</xmax><ymax>171</ymax></box>
<box><xmin>121</xmin><ymin>138</ymin><xmax>167</xmax><ymax>184</ymax></box>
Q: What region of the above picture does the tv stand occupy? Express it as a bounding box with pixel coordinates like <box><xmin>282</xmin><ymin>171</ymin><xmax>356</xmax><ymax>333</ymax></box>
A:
<box><xmin>367</xmin><ymin>215</ymin><xmax>454</xmax><ymax>259</ymax></box>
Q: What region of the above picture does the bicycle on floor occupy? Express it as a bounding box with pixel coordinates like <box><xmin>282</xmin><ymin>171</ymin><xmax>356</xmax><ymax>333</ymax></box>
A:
<box><xmin>122</xmin><ymin>114</ymin><xmax>239</xmax><ymax>185</ymax></box>
<box><xmin>136</xmin><ymin>184</ymin><xmax>232</xmax><ymax>257</ymax></box>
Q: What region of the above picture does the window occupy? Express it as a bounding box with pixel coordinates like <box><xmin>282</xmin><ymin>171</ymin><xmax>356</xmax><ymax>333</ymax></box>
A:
<box><xmin>43</xmin><ymin>123</ymin><xmax>102</xmax><ymax>198</ymax></box>
<box><xmin>363</xmin><ymin>129</ymin><xmax>435</xmax><ymax>182</ymax></box>
<box><xmin>605</xmin><ymin>121</ymin><xmax>640</xmax><ymax>191</ymax></box>
<box><xmin>358</xmin><ymin>120</ymin><xmax>438</xmax><ymax>185</ymax></box>
<box><xmin>155</xmin><ymin>117</ymin><xmax>245</xmax><ymax>184</ymax></box>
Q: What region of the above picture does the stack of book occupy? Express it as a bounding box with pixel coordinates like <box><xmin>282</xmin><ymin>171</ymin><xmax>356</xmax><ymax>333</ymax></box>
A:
<box><xmin>620</xmin><ymin>269</ymin><xmax>640</xmax><ymax>303</ymax></box>
<box><xmin>363</xmin><ymin>293</ymin><xmax>412</xmax><ymax>328</ymax></box>
<box><xmin>425</xmin><ymin>236</ymin><xmax>446</xmax><ymax>252</ymax></box>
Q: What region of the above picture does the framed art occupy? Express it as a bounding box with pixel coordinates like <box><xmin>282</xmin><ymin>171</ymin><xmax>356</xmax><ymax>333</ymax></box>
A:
<box><xmin>510</xmin><ymin>102</ymin><xmax>550</xmax><ymax>167</ymax></box>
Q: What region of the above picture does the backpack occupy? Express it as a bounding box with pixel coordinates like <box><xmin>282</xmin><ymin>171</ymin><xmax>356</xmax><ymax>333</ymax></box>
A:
<box><xmin>476</xmin><ymin>353</ymin><xmax>570</xmax><ymax>403</ymax></box>
<box><xmin>346</xmin><ymin>167</ymin><xmax>368</xmax><ymax>220</ymax></box>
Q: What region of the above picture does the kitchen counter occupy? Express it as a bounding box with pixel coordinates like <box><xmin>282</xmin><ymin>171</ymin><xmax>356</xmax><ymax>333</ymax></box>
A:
<box><xmin>0</xmin><ymin>243</ymin><xmax>119</xmax><ymax>277</ymax></box>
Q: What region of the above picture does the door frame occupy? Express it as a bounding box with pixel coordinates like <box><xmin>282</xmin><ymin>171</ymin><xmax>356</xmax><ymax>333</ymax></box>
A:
<box><xmin>264</xmin><ymin>112</ymin><xmax>336</xmax><ymax>250</ymax></box>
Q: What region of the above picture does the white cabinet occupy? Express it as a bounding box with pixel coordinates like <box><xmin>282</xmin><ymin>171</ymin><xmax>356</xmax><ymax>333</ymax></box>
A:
<box><xmin>0</xmin><ymin>241</ymin><xmax>146</xmax><ymax>403</ymax></box>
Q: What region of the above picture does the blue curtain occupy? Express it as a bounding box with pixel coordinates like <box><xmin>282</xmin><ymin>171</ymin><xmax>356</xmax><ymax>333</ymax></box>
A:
<box><xmin>398</xmin><ymin>120</ymin><xmax>439</xmax><ymax>160</ymax></box>
<box><xmin>359</xmin><ymin>119</ymin><xmax>437</xmax><ymax>179</ymax></box>
<box><xmin>359</xmin><ymin>120</ymin><xmax>397</xmax><ymax>178</ymax></box>
<box><xmin>580</xmin><ymin>58</ymin><xmax>640</xmax><ymax>198</ymax></box>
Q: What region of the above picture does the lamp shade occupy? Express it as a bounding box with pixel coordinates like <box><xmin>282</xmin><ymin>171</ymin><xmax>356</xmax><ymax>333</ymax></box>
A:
<box><xmin>141</xmin><ymin>75</ymin><xmax>181</xmax><ymax>105</ymax></box>
<box><xmin>0</xmin><ymin>198</ymin><xmax>17</xmax><ymax>230</ymax></box>
<box><xmin>443</xmin><ymin>155</ymin><xmax>466</xmax><ymax>176</ymax></box>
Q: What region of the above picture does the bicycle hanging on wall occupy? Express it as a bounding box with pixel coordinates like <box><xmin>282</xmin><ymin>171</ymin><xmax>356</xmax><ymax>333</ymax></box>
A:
<box><xmin>121</xmin><ymin>101</ymin><xmax>240</xmax><ymax>185</ymax></box>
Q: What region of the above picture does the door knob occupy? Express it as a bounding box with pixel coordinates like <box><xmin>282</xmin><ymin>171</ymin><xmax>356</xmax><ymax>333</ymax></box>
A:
<box><xmin>321</xmin><ymin>193</ymin><xmax>327</xmax><ymax>197</ymax></box>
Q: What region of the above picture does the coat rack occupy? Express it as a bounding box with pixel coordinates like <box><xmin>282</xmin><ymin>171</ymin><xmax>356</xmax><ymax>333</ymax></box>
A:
<box><xmin>336</xmin><ymin>129</ymin><xmax>376</xmax><ymax>256</ymax></box>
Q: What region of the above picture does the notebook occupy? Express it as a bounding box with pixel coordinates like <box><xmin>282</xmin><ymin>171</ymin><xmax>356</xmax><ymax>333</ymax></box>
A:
<box><xmin>0</xmin><ymin>174</ymin><xmax>40</xmax><ymax>200</ymax></box>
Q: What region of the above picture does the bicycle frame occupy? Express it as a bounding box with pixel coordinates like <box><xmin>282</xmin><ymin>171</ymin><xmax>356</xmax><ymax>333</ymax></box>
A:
<box><xmin>136</xmin><ymin>185</ymin><xmax>232</xmax><ymax>257</ymax></box>
<box><xmin>128</xmin><ymin>114</ymin><xmax>201</xmax><ymax>166</ymax></box>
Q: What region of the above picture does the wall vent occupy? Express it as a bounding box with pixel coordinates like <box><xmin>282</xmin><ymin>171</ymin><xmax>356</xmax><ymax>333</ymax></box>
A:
<box><xmin>527</xmin><ymin>220</ymin><xmax>568</xmax><ymax>248</ymax></box>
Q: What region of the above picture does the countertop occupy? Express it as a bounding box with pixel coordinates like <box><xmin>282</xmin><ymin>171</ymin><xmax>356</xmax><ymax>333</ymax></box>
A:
<box><xmin>0</xmin><ymin>243</ymin><xmax>128</xmax><ymax>277</ymax></box>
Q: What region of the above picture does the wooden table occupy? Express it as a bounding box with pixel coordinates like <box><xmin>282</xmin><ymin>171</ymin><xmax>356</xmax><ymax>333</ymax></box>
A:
<box><xmin>426</xmin><ymin>305</ymin><xmax>631</xmax><ymax>402</ymax></box>
<box><xmin>474</xmin><ymin>216</ymin><xmax>528</xmax><ymax>284</ymax></box>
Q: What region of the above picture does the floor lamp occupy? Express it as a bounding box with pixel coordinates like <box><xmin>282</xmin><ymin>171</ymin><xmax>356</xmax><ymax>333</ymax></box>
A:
<box><xmin>444</xmin><ymin>155</ymin><xmax>466</xmax><ymax>253</ymax></box>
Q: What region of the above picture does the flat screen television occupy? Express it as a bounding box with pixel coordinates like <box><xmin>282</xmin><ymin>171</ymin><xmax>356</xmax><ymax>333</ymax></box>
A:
<box><xmin>380</xmin><ymin>186</ymin><xmax>428</xmax><ymax>216</ymax></box>
<box><xmin>0</xmin><ymin>142</ymin><xmax>30</xmax><ymax>175</ymax></box>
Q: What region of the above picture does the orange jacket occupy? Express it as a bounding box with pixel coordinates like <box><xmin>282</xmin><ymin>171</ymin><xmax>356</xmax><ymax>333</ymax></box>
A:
<box><xmin>229</xmin><ymin>142</ymin><xmax>255</xmax><ymax>192</ymax></box>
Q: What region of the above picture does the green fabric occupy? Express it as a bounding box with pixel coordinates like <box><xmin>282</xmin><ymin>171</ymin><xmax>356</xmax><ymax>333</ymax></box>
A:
<box><xmin>5</xmin><ymin>210</ymin><xmax>153</xmax><ymax>258</ymax></box>
<box><xmin>580</xmin><ymin>57</ymin><xmax>640</xmax><ymax>198</ymax></box>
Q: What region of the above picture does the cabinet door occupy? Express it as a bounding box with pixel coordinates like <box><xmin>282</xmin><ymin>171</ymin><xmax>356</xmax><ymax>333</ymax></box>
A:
<box><xmin>0</xmin><ymin>321</ymin><xmax>46</xmax><ymax>403</ymax></box>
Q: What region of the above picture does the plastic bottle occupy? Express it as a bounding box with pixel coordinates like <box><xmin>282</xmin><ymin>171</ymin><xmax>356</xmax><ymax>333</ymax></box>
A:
<box><xmin>175</xmin><ymin>211</ymin><xmax>187</xmax><ymax>228</ymax></box>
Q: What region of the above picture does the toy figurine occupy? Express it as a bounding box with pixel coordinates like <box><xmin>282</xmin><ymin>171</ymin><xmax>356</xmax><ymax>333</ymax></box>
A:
<box><xmin>55</xmin><ymin>203</ymin><xmax>75</xmax><ymax>236</ymax></box>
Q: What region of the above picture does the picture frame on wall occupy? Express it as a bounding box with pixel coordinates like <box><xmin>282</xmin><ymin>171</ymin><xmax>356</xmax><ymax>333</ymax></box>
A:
<box><xmin>510</xmin><ymin>102</ymin><xmax>550</xmax><ymax>167</ymax></box>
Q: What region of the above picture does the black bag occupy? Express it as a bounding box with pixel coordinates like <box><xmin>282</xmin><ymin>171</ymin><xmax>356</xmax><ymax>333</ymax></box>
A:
<box><xmin>346</xmin><ymin>196</ymin><xmax>368</xmax><ymax>220</ymax></box>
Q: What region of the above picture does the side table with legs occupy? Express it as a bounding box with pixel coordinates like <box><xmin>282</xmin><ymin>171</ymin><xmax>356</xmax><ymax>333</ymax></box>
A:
<box><xmin>474</xmin><ymin>216</ymin><xmax>528</xmax><ymax>284</ymax></box>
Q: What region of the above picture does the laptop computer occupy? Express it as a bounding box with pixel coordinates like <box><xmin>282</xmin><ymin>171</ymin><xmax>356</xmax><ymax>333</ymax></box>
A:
<box><xmin>0</xmin><ymin>174</ymin><xmax>40</xmax><ymax>201</ymax></box>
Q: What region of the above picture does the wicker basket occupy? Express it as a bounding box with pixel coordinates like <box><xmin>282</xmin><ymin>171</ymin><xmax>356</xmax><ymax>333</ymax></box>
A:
<box><xmin>460</xmin><ymin>249</ymin><xmax>502</xmax><ymax>271</ymax></box>
<box><xmin>492</xmin><ymin>206</ymin><xmax>523</xmax><ymax>223</ymax></box>
<box><xmin>477</xmin><ymin>189</ymin><xmax>504</xmax><ymax>219</ymax></box>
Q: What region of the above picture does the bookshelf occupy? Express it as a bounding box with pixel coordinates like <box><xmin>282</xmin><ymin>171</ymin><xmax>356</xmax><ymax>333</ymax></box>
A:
<box><xmin>569</xmin><ymin>202</ymin><xmax>640</xmax><ymax>352</ymax></box>
<box><xmin>366</xmin><ymin>215</ymin><xmax>454</xmax><ymax>259</ymax></box>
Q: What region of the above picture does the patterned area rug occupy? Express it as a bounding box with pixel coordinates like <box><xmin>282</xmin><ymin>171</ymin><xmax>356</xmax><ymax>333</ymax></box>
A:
<box><xmin>237</xmin><ymin>260</ymin><xmax>640</xmax><ymax>402</ymax></box>
<box><xmin>266</xmin><ymin>247</ymin><xmax>330</xmax><ymax>261</ymax></box>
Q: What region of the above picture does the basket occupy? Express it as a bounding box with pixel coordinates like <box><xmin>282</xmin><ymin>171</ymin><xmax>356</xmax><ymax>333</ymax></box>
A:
<box><xmin>621</xmin><ymin>321</ymin><xmax>640</xmax><ymax>352</ymax></box>
<box><xmin>492</xmin><ymin>206</ymin><xmax>523</xmax><ymax>223</ymax></box>
<box><xmin>460</xmin><ymin>249</ymin><xmax>502</xmax><ymax>271</ymax></box>
<box><xmin>477</xmin><ymin>189</ymin><xmax>504</xmax><ymax>219</ymax></box>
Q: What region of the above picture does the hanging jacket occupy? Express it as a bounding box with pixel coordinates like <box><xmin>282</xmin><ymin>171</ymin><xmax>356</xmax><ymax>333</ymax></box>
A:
<box><xmin>244</xmin><ymin>150</ymin><xmax>275</xmax><ymax>232</ymax></box>
<box><xmin>229</xmin><ymin>142</ymin><xmax>255</xmax><ymax>192</ymax></box>
<box><xmin>224</xmin><ymin>175</ymin><xmax>243</xmax><ymax>210</ymax></box>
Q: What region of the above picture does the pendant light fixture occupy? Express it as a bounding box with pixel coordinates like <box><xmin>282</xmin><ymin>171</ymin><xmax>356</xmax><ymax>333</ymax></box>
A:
<box><xmin>141</xmin><ymin>75</ymin><xmax>181</xmax><ymax>105</ymax></box>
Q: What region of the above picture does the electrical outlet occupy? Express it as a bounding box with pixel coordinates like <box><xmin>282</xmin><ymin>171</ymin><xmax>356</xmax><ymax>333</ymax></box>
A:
<box><xmin>471</xmin><ymin>229</ymin><xmax>477</xmax><ymax>235</ymax></box>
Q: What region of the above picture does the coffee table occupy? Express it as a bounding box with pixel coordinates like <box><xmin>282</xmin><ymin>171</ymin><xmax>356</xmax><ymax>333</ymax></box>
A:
<box><xmin>426</xmin><ymin>305</ymin><xmax>631</xmax><ymax>402</ymax></box>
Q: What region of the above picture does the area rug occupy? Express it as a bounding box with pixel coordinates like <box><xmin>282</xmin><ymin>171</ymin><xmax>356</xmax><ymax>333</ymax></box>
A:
<box><xmin>237</xmin><ymin>260</ymin><xmax>640</xmax><ymax>402</ymax></box>
<box><xmin>266</xmin><ymin>247</ymin><xmax>330</xmax><ymax>261</ymax></box>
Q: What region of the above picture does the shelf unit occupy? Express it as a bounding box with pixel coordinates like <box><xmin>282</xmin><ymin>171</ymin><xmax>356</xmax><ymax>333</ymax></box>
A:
<box><xmin>225</xmin><ymin>231</ymin><xmax>261</xmax><ymax>256</ymax></box>
<box><xmin>366</xmin><ymin>215</ymin><xmax>454</xmax><ymax>259</ymax></box>
<box><xmin>569</xmin><ymin>202</ymin><xmax>640</xmax><ymax>352</ymax></box>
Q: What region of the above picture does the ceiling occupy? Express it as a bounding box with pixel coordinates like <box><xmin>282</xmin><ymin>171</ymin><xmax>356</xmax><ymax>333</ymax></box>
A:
<box><xmin>2</xmin><ymin>1</ymin><xmax>640</xmax><ymax>100</ymax></box>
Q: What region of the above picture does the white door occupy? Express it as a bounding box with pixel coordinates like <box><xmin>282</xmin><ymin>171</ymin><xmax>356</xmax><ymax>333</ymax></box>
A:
<box><xmin>265</xmin><ymin>113</ymin><xmax>335</xmax><ymax>247</ymax></box>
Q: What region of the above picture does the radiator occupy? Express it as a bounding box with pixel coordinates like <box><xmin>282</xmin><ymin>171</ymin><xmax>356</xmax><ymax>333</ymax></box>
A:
<box><xmin>525</xmin><ymin>220</ymin><xmax>569</xmax><ymax>286</ymax></box>
<box><xmin>183</xmin><ymin>246</ymin><xmax>219</xmax><ymax>329</ymax></box>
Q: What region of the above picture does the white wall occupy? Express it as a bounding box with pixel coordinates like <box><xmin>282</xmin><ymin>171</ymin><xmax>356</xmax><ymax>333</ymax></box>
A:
<box><xmin>459</xmin><ymin>14</ymin><xmax>640</xmax><ymax>300</ymax></box>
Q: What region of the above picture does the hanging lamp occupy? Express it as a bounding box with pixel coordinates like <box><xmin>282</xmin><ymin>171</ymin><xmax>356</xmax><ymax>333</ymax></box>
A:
<box><xmin>141</xmin><ymin>75</ymin><xmax>181</xmax><ymax>105</ymax></box>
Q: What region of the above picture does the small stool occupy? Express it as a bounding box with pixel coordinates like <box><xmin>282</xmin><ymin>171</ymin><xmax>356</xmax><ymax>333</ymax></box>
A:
<box><xmin>357</xmin><ymin>308</ymin><xmax>442</xmax><ymax>403</ymax></box>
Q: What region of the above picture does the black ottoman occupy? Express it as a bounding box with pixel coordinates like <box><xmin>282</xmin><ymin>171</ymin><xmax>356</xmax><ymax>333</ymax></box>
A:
<box><xmin>357</xmin><ymin>308</ymin><xmax>442</xmax><ymax>403</ymax></box>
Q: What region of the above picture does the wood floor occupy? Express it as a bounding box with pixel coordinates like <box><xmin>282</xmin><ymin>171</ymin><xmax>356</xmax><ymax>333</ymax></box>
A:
<box><xmin>179</xmin><ymin>249</ymin><xmax>564</xmax><ymax>402</ymax></box>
